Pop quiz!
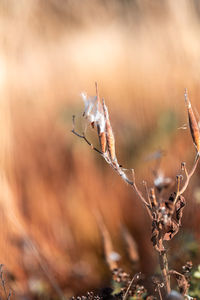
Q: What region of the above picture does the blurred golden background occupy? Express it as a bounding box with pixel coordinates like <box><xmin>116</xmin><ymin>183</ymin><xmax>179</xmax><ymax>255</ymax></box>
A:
<box><xmin>1</xmin><ymin>0</ymin><xmax>200</xmax><ymax>298</ymax></box>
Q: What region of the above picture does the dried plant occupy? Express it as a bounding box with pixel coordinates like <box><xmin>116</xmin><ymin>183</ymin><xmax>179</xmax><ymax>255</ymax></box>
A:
<box><xmin>72</xmin><ymin>85</ymin><xmax>199</xmax><ymax>298</ymax></box>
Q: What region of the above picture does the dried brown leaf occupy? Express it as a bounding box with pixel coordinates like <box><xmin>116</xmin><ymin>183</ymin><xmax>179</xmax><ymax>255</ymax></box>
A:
<box><xmin>163</xmin><ymin>220</ymin><xmax>179</xmax><ymax>241</ymax></box>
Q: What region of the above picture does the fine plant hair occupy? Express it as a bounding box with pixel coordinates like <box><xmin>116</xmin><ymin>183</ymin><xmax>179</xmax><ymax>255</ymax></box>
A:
<box><xmin>72</xmin><ymin>84</ymin><xmax>199</xmax><ymax>299</ymax></box>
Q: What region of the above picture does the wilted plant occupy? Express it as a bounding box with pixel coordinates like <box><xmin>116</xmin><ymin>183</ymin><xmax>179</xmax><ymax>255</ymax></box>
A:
<box><xmin>72</xmin><ymin>85</ymin><xmax>199</xmax><ymax>299</ymax></box>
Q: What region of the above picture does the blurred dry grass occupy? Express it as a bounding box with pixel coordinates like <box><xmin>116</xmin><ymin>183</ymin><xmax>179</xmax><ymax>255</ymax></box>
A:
<box><xmin>1</xmin><ymin>0</ymin><xmax>200</xmax><ymax>298</ymax></box>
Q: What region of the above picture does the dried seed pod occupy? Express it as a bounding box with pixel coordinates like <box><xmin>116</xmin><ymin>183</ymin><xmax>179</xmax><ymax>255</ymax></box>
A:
<box><xmin>81</xmin><ymin>92</ymin><xmax>106</xmax><ymax>133</ymax></box>
<box><xmin>95</xmin><ymin>83</ymin><xmax>107</xmax><ymax>153</ymax></box>
<box><xmin>99</xmin><ymin>131</ymin><xmax>106</xmax><ymax>153</ymax></box>
<box><xmin>102</xmin><ymin>99</ymin><xmax>116</xmax><ymax>161</ymax></box>
<box><xmin>106</xmin><ymin>120</ymin><xmax>116</xmax><ymax>161</ymax></box>
<box><xmin>97</xmin><ymin>124</ymin><xmax>106</xmax><ymax>153</ymax></box>
<box><xmin>184</xmin><ymin>90</ymin><xmax>200</xmax><ymax>153</ymax></box>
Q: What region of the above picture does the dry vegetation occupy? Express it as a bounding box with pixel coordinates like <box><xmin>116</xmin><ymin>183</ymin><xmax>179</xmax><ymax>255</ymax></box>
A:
<box><xmin>72</xmin><ymin>83</ymin><xmax>199</xmax><ymax>299</ymax></box>
<box><xmin>1</xmin><ymin>0</ymin><xmax>200</xmax><ymax>299</ymax></box>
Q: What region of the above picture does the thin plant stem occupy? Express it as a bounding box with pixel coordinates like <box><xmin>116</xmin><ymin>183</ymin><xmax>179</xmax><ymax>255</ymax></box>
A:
<box><xmin>157</xmin><ymin>286</ymin><xmax>163</xmax><ymax>300</ymax></box>
<box><xmin>178</xmin><ymin>154</ymin><xmax>199</xmax><ymax>196</ymax></box>
<box><xmin>131</xmin><ymin>169</ymin><xmax>150</xmax><ymax>208</ymax></box>
<box><xmin>158</xmin><ymin>249</ymin><xmax>171</xmax><ymax>295</ymax></box>
<box><xmin>123</xmin><ymin>273</ymin><xmax>140</xmax><ymax>300</ymax></box>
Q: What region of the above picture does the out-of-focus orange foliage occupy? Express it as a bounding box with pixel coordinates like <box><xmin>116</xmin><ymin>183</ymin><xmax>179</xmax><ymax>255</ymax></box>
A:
<box><xmin>1</xmin><ymin>0</ymin><xmax>200</xmax><ymax>298</ymax></box>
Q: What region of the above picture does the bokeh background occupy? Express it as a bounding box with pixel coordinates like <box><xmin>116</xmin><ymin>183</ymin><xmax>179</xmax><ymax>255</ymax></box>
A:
<box><xmin>1</xmin><ymin>0</ymin><xmax>200</xmax><ymax>298</ymax></box>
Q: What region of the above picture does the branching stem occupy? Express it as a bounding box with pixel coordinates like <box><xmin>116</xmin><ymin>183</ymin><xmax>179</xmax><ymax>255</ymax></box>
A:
<box><xmin>178</xmin><ymin>154</ymin><xmax>199</xmax><ymax>196</ymax></box>
<box><xmin>72</xmin><ymin>116</ymin><xmax>151</xmax><ymax>214</ymax></box>
<box><xmin>71</xmin><ymin>115</ymin><xmax>103</xmax><ymax>155</ymax></box>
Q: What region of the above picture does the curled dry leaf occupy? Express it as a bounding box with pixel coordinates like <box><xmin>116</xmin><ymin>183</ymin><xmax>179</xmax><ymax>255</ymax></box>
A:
<box><xmin>175</xmin><ymin>195</ymin><xmax>186</xmax><ymax>225</ymax></box>
<box><xmin>151</xmin><ymin>220</ymin><xmax>165</xmax><ymax>252</ymax></box>
<box><xmin>163</xmin><ymin>195</ymin><xmax>185</xmax><ymax>241</ymax></box>
<box><xmin>163</xmin><ymin>219</ymin><xmax>179</xmax><ymax>241</ymax></box>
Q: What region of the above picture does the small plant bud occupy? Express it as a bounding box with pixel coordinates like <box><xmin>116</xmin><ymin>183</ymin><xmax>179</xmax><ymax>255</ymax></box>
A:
<box><xmin>181</xmin><ymin>162</ymin><xmax>186</xmax><ymax>171</ymax></box>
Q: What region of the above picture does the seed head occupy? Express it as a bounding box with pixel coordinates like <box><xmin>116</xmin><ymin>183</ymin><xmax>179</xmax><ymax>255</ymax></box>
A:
<box><xmin>81</xmin><ymin>91</ymin><xmax>107</xmax><ymax>153</ymax></box>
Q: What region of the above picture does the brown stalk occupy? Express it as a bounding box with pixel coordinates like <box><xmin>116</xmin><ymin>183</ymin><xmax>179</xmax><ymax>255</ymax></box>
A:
<box><xmin>131</xmin><ymin>169</ymin><xmax>151</xmax><ymax>209</ymax></box>
<box><xmin>123</xmin><ymin>273</ymin><xmax>141</xmax><ymax>300</ymax></box>
<box><xmin>121</xmin><ymin>226</ymin><xmax>139</xmax><ymax>264</ymax></box>
<box><xmin>95</xmin><ymin>211</ymin><xmax>118</xmax><ymax>270</ymax></box>
<box><xmin>158</xmin><ymin>249</ymin><xmax>171</xmax><ymax>295</ymax></box>
<box><xmin>157</xmin><ymin>285</ymin><xmax>163</xmax><ymax>300</ymax></box>
<box><xmin>143</xmin><ymin>181</ymin><xmax>151</xmax><ymax>206</ymax></box>
<box><xmin>149</xmin><ymin>188</ymin><xmax>157</xmax><ymax>208</ymax></box>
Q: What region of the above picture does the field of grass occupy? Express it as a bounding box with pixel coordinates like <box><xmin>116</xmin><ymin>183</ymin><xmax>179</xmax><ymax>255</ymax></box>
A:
<box><xmin>1</xmin><ymin>0</ymin><xmax>200</xmax><ymax>298</ymax></box>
